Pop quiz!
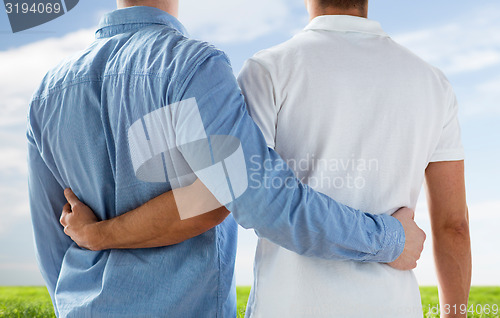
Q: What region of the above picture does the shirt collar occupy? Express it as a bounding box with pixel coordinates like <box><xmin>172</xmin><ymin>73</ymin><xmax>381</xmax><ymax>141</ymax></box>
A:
<box><xmin>96</xmin><ymin>6</ymin><xmax>188</xmax><ymax>39</ymax></box>
<box><xmin>304</xmin><ymin>15</ymin><xmax>387</xmax><ymax>37</ymax></box>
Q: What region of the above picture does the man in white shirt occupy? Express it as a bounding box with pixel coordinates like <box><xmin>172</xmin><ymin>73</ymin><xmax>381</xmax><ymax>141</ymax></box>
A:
<box><xmin>237</xmin><ymin>0</ymin><xmax>471</xmax><ymax>317</ymax></box>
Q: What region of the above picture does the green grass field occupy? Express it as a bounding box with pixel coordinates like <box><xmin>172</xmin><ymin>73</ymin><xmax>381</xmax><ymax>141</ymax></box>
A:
<box><xmin>1</xmin><ymin>286</ymin><xmax>498</xmax><ymax>317</ymax></box>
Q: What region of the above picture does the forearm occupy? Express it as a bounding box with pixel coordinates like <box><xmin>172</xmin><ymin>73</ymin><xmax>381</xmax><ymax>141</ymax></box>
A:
<box><xmin>433</xmin><ymin>221</ymin><xmax>471</xmax><ymax>317</ymax></box>
<box><xmin>89</xmin><ymin>186</ymin><xmax>229</xmax><ymax>250</ymax></box>
<box><xmin>425</xmin><ymin>161</ymin><xmax>471</xmax><ymax>317</ymax></box>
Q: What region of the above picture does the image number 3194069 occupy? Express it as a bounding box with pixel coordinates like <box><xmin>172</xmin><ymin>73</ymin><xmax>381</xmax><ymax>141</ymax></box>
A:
<box><xmin>4</xmin><ymin>0</ymin><xmax>79</xmax><ymax>33</ymax></box>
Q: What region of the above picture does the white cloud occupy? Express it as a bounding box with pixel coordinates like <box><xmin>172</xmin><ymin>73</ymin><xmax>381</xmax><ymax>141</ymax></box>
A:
<box><xmin>181</xmin><ymin>0</ymin><xmax>292</xmax><ymax>43</ymax></box>
<box><xmin>0</xmin><ymin>262</ymin><xmax>38</xmax><ymax>271</ymax></box>
<box><xmin>478</xmin><ymin>77</ymin><xmax>500</xmax><ymax>93</ymax></box>
<box><xmin>393</xmin><ymin>7</ymin><xmax>500</xmax><ymax>118</ymax></box>
<box><xmin>0</xmin><ymin>202</ymin><xmax>30</xmax><ymax>236</ymax></box>
<box><xmin>0</xmin><ymin>182</ymin><xmax>30</xmax><ymax>236</ymax></box>
<box><xmin>469</xmin><ymin>200</ymin><xmax>500</xmax><ymax>220</ymax></box>
<box><xmin>12</xmin><ymin>201</ymin><xmax>30</xmax><ymax>217</ymax></box>
<box><xmin>393</xmin><ymin>9</ymin><xmax>500</xmax><ymax>75</ymax></box>
<box><xmin>459</xmin><ymin>76</ymin><xmax>500</xmax><ymax>116</ymax></box>
<box><xmin>0</xmin><ymin>28</ymin><xmax>94</xmax><ymax>129</ymax></box>
<box><xmin>0</xmin><ymin>148</ymin><xmax>28</xmax><ymax>176</ymax></box>
<box><xmin>448</xmin><ymin>50</ymin><xmax>500</xmax><ymax>74</ymax></box>
<box><xmin>471</xmin><ymin>77</ymin><xmax>500</xmax><ymax>115</ymax></box>
<box><xmin>235</xmin><ymin>227</ymin><xmax>258</xmax><ymax>285</ymax></box>
<box><xmin>0</xmin><ymin>127</ymin><xmax>30</xmax><ymax>180</ymax></box>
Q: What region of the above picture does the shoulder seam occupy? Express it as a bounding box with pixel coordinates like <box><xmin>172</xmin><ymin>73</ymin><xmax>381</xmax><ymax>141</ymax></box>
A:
<box><xmin>173</xmin><ymin>47</ymin><xmax>229</xmax><ymax>101</ymax></box>
<box><xmin>244</xmin><ymin>57</ymin><xmax>282</xmax><ymax>111</ymax></box>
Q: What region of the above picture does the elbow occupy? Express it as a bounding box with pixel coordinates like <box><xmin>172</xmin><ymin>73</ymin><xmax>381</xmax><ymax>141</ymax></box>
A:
<box><xmin>434</xmin><ymin>205</ymin><xmax>470</xmax><ymax>238</ymax></box>
<box><xmin>193</xmin><ymin>207</ymin><xmax>231</xmax><ymax>233</ymax></box>
<box><xmin>435</xmin><ymin>219</ymin><xmax>470</xmax><ymax>239</ymax></box>
<box><xmin>207</xmin><ymin>207</ymin><xmax>231</xmax><ymax>227</ymax></box>
<box><xmin>450</xmin><ymin>221</ymin><xmax>470</xmax><ymax>238</ymax></box>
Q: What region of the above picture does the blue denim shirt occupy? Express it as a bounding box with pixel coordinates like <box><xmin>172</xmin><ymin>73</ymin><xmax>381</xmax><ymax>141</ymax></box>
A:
<box><xmin>27</xmin><ymin>6</ymin><xmax>405</xmax><ymax>317</ymax></box>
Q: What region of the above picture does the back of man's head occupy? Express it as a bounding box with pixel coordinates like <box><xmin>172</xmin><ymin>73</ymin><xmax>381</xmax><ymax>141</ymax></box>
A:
<box><xmin>117</xmin><ymin>0</ymin><xmax>178</xmax><ymax>16</ymax></box>
<box><xmin>308</xmin><ymin>0</ymin><xmax>368</xmax><ymax>18</ymax></box>
<box><xmin>317</xmin><ymin>0</ymin><xmax>367</xmax><ymax>10</ymax></box>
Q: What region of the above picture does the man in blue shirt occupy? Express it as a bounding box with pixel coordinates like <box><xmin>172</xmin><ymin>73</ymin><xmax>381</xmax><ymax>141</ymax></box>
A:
<box><xmin>28</xmin><ymin>1</ymin><xmax>424</xmax><ymax>317</ymax></box>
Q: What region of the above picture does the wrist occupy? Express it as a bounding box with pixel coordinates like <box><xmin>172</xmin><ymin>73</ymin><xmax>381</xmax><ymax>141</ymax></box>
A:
<box><xmin>374</xmin><ymin>214</ymin><xmax>405</xmax><ymax>263</ymax></box>
<box><xmin>86</xmin><ymin>221</ymin><xmax>108</xmax><ymax>251</ymax></box>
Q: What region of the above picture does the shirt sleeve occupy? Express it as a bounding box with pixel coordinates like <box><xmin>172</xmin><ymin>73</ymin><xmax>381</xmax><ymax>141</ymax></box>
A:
<box><xmin>27</xmin><ymin>124</ymin><xmax>73</xmax><ymax>315</ymax></box>
<box><xmin>237</xmin><ymin>58</ymin><xmax>278</xmax><ymax>149</ymax></box>
<box><xmin>429</xmin><ymin>85</ymin><xmax>465</xmax><ymax>162</ymax></box>
<box><xmin>173</xmin><ymin>50</ymin><xmax>405</xmax><ymax>262</ymax></box>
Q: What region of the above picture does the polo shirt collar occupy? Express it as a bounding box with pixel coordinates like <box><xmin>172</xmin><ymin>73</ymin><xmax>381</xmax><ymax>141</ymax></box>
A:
<box><xmin>304</xmin><ymin>15</ymin><xmax>387</xmax><ymax>37</ymax></box>
<box><xmin>96</xmin><ymin>6</ymin><xmax>188</xmax><ymax>39</ymax></box>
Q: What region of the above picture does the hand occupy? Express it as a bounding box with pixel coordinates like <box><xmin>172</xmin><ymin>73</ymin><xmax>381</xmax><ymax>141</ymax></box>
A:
<box><xmin>60</xmin><ymin>188</ymin><xmax>102</xmax><ymax>251</ymax></box>
<box><xmin>387</xmin><ymin>207</ymin><xmax>426</xmax><ymax>271</ymax></box>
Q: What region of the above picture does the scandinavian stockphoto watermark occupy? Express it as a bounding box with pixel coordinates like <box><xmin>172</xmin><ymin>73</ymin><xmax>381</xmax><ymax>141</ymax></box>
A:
<box><xmin>127</xmin><ymin>98</ymin><xmax>248</xmax><ymax>220</ymax></box>
<box><xmin>249</xmin><ymin>153</ymin><xmax>379</xmax><ymax>191</ymax></box>
<box><xmin>126</xmin><ymin>98</ymin><xmax>379</xmax><ymax>218</ymax></box>
<box><xmin>4</xmin><ymin>0</ymin><xmax>79</xmax><ymax>33</ymax></box>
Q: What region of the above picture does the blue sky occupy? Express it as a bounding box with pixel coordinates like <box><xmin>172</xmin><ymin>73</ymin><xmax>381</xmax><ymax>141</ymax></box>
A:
<box><xmin>0</xmin><ymin>0</ymin><xmax>499</xmax><ymax>286</ymax></box>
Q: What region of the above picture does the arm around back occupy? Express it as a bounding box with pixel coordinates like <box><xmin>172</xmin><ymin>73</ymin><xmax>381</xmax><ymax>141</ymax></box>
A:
<box><xmin>175</xmin><ymin>50</ymin><xmax>407</xmax><ymax>263</ymax></box>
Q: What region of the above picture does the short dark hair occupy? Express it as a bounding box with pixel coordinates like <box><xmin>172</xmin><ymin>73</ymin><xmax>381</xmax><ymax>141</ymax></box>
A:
<box><xmin>318</xmin><ymin>0</ymin><xmax>367</xmax><ymax>9</ymax></box>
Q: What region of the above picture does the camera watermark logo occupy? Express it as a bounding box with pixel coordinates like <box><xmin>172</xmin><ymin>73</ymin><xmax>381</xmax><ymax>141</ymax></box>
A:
<box><xmin>4</xmin><ymin>0</ymin><xmax>79</xmax><ymax>33</ymax></box>
<box><xmin>128</xmin><ymin>98</ymin><xmax>248</xmax><ymax>219</ymax></box>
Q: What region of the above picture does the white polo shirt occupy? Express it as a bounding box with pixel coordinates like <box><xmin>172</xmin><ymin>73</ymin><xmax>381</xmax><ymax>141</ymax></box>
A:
<box><xmin>237</xmin><ymin>15</ymin><xmax>464</xmax><ymax>318</ymax></box>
